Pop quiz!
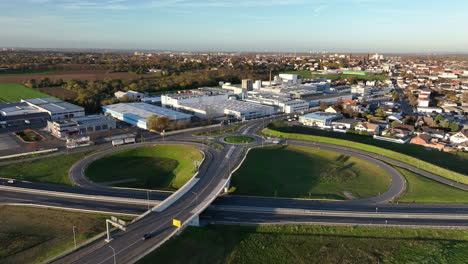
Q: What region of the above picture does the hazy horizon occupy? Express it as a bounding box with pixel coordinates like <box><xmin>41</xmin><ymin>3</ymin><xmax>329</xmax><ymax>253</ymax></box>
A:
<box><xmin>1</xmin><ymin>0</ymin><xmax>468</xmax><ymax>53</ymax></box>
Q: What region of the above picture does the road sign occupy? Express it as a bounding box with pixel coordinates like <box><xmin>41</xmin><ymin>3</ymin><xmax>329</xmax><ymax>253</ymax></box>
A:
<box><xmin>173</xmin><ymin>219</ymin><xmax>181</xmax><ymax>228</ymax></box>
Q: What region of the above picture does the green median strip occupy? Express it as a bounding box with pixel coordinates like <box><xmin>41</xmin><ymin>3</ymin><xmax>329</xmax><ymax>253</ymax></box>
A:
<box><xmin>262</xmin><ymin>128</ymin><xmax>468</xmax><ymax>185</ymax></box>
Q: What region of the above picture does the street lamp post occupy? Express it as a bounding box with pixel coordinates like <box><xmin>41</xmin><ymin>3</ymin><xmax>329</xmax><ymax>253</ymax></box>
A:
<box><xmin>109</xmin><ymin>245</ymin><xmax>116</xmax><ymax>264</ymax></box>
<box><xmin>72</xmin><ymin>226</ymin><xmax>77</xmax><ymax>249</ymax></box>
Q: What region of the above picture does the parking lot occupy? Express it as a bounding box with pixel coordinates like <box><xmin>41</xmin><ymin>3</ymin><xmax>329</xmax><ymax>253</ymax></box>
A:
<box><xmin>0</xmin><ymin>133</ymin><xmax>19</xmax><ymax>151</ymax></box>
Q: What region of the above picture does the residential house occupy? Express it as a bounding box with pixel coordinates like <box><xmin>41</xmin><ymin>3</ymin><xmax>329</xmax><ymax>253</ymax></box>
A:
<box><xmin>382</xmin><ymin>124</ymin><xmax>415</xmax><ymax>138</ymax></box>
<box><xmin>456</xmin><ymin>142</ymin><xmax>468</xmax><ymax>151</ymax></box>
<box><xmin>332</xmin><ymin>119</ymin><xmax>359</xmax><ymax>131</ymax></box>
<box><xmin>450</xmin><ymin>130</ymin><xmax>468</xmax><ymax>144</ymax></box>
<box><xmin>420</xmin><ymin>126</ymin><xmax>446</xmax><ymax>139</ymax></box>
<box><xmin>324</xmin><ymin>106</ymin><xmax>340</xmax><ymax>114</ymax></box>
<box><xmin>410</xmin><ymin>134</ymin><xmax>445</xmax><ymax>151</ymax></box>
<box><xmin>354</xmin><ymin>122</ymin><xmax>380</xmax><ymax>134</ymax></box>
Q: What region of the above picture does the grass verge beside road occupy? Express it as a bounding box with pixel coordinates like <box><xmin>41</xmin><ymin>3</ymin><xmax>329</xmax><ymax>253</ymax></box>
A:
<box><xmin>139</xmin><ymin>225</ymin><xmax>468</xmax><ymax>264</ymax></box>
<box><xmin>231</xmin><ymin>145</ymin><xmax>391</xmax><ymax>200</ymax></box>
<box><xmin>0</xmin><ymin>206</ymin><xmax>130</xmax><ymax>264</ymax></box>
<box><xmin>263</xmin><ymin>126</ymin><xmax>468</xmax><ymax>184</ymax></box>
<box><xmin>396</xmin><ymin>167</ymin><xmax>468</xmax><ymax>204</ymax></box>
<box><xmin>0</xmin><ymin>83</ymin><xmax>51</xmax><ymax>103</ymax></box>
<box><xmin>0</xmin><ymin>151</ymin><xmax>92</xmax><ymax>185</ymax></box>
<box><xmin>86</xmin><ymin>145</ymin><xmax>203</xmax><ymax>190</ymax></box>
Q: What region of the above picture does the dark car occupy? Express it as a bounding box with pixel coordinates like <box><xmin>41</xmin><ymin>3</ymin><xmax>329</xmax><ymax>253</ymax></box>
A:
<box><xmin>142</xmin><ymin>233</ymin><xmax>152</xmax><ymax>240</ymax></box>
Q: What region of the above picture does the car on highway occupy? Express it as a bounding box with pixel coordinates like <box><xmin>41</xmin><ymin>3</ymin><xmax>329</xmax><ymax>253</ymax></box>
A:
<box><xmin>141</xmin><ymin>233</ymin><xmax>152</xmax><ymax>240</ymax></box>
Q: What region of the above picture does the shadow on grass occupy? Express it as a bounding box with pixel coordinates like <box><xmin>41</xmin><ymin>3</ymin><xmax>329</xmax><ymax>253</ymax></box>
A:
<box><xmin>88</xmin><ymin>156</ymin><xmax>179</xmax><ymax>190</ymax></box>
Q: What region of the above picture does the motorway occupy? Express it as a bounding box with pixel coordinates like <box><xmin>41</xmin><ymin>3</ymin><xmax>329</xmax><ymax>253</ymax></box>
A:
<box><xmin>0</xmin><ymin>117</ymin><xmax>467</xmax><ymax>263</ymax></box>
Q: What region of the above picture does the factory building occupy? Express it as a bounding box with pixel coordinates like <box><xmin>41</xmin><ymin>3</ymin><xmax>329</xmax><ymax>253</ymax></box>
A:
<box><xmin>21</xmin><ymin>98</ymin><xmax>85</xmax><ymax>121</ymax></box>
<box><xmin>102</xmin><ymin>103</ymin><xmax>192</xmax><ymax>129</ymax></box>
<box><xmin>0</xmin><ymin>102</ymin><xmax>50</xmax><ymax>128</ymax></box>
<box><xmin>244</xmin><ymin>92</ymin><xmax>309</xmax><ymax>114</ymax></box>
<box><xmin>161</xmin><ymin>88</ymin><xmax>232</xmax><ymax>107</ymax></box>
<box><xmin>47</xmin><ymin>115</ymin><xmax>116</xmax><ymax>139</ymax></box>
<box><xmin>242</xmin><ymin>79</ymin><xmax>253</xmax><ymax>91</ymax></box>
<box><xmin>175</xmin><ymin>100</ymin><xmax>275</xmax><ymax>120</ymax></box>
<box><xmin>114</xmin><ymin>90</ymin><xmax>145</xmax><ymax>100</ymax></box>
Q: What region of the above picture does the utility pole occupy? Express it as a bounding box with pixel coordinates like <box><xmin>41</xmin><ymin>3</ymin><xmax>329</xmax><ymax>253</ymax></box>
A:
<box><xmin>109</xmin><ymin>245</ymin><xmax>116</xmax><ymax>264</ymax></box>
<box><xmin>72</xmin><ymin>226</ymin><xmax>77</xmax><ymax>249</ymax></box>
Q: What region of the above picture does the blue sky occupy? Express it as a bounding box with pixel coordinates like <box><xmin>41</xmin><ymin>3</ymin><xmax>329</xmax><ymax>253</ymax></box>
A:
<box><xmin>1</xmin><ymin>0</ymin><xmax>468</xmax><ymax>52</ymax></box>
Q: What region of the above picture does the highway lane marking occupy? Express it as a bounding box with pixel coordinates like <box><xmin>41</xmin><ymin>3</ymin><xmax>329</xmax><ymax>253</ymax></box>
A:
<box><xmin>225</xmin><ymin>145</ymin><xmax>235</xmax><ymax>158</ymax></box>
<box><xmin>214</xmin><ymin>206</ymin><xmax>468</xmax><ymax>220</ymax></box>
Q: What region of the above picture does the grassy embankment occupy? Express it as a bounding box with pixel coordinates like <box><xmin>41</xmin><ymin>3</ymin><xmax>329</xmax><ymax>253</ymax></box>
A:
<box><xmin>0</xmin><ymin>152</ymin><xmax>92</xmax><ymax>185</ymax></box>
<box><xmin>0</xmin><ymin>83</ymin><xmax>51</xmax><ymax>103</ymax></box>
<box><xmin>139</xmin><ymin>225</ymin><xmax>468</xmax><ymax>264</ymax></box>
<box><xmin>396</xmin><ymin>168</ymin><xmax>468</xmax><ymax>204</ymax></box>
<box><xmin>86</xmin><ymin>145</ymin><xmax>203</xmax><ymax>190</ymax></box>
<box><xmin>281</xmin><ymin>70</ymin><xmax>388</xmax><ymax>81</ymax></box>
<box><xmin>231</xmin><ymin>145</ymin><xmax>391</xmax><ymax>200</ymax></box>
<box><xmin>262</xmin><ymin>125</ymin><xmax>468</xmax><ymax>184</ymax></box>
<box><xmin>223</xmin><ymin>136</ymin><xmax>255</xmax><ymax>144</ymax></box>
<box><xmin>0</xmin><ymin>206</ymin><xmax>132</xmax><ymax>264</ymax></box>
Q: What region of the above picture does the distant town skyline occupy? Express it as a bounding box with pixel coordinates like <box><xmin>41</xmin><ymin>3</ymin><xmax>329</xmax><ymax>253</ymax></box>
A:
<box><xmin>1</xmin><ymin>0</ymin><xmax>468</xmax><ymax>53</ymax></box>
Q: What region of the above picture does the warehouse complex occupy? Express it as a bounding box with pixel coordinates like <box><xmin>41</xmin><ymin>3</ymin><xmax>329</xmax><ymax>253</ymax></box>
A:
<box><xmin>21</xmin><ymin>97</ymin><xmax>85</xmax><ymax>121</ymax></box>
<box><xmin>0</xmin><ymin>102</ymin><xmax>50</xmax><ymax>128</ymax></box>
<box><xmin>176</xmin><ymin>99</ymin><xmax>275</xmax><ymax>120</ymax></box>
<box><xmin>102</xmin><ymin>103</ymin><xmax>192</xmax><ymax>129</ymax></box>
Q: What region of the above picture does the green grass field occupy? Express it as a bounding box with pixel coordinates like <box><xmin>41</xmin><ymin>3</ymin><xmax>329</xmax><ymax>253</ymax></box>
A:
<box><xmin>0</xmin><ymin>83</ymin><xmax>51</xmax><ymax>103</ymax></box>
<box><xmin>0</xmin><ymin>71</ymin><xmax>56</xmax><ymax>76</ymax></box>
<box><xmin>0</xmin><ymin>152</ymin><xmax>92</xmax><ymax>185</ymax></box>
<box><xmin>86</xmin><ymin>145</ymin><xmax>203</xmax><ymax>190</ymax></box>
<box><xmin>139</xmin><ymin>225</ymin><xmax>468</xmax><ymax>264</ymax></box>
<box><xmin>231</xmin><ymin>145</ymin><xmax>391</xmax><ymax>200</ymax></box>
<box><xmin>267</xmin><ymin>123</ymin><xmax>468</xmax><ymax>175</ymax></box>
<box><xmin>223</xmin><ymin>136</ymin><xmax>255</xmax><ymax>144</ymax></box>
<box><xmin>396</xmin><ymin>167</ymin><xmax>468</xmax><ymax>204</ymax></box>
<box><xmin>263</xmin><ymin>124</ymin><xmax>468</xmax><ymax>184</ymax></box>
<box><xmin>0</xmin><ymin>206</ymin><xmax>130</xmax><ymax>264</ymax></box>
<box><xmin>281</xmin><ymin>71</ymin><xmax>388</xmax><ymax>81</ymax></box>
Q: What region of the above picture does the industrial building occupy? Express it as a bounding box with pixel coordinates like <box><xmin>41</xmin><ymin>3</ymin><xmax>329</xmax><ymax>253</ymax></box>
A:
<box><xmin>0</xmin><ymin>102</ymin><xmax>50</xmax><ymax>128</ymax></box>
<box><xmin>299</xmin><ymin>112</ymin><xmax>343</xmax><ymax>128</ymax></box>
<box><xmin>161</xmin><ymin>88</ymin><xmax>233</xmax><ymax>107</ymax></box>
<box><xmin>115</xmin><ymin>90</ymin><xmax>145</xmax><ymax>100</ymax></box>
<box><xmin>175</xmin><ymin>100</ymin><xmax>275</xmax><ymax>120</ymax></box>
<box><xmin>244</xmin><ymin>92</ymin><xmax>309</xmax><ymax>114</ymax></box>
<box><xmin>21</xmin><ymin>98</ymin><xmax>85</xmax><ymax>121</ymax></box>
<box><xmin>47</xmin><ymin>115</ymin><xmax>116</xmax><ymax>139</ymax></box>
<box><xmin>102</xmin><ymin>103</ymin><xmax>192</xmax><ymax>129</ymax></box>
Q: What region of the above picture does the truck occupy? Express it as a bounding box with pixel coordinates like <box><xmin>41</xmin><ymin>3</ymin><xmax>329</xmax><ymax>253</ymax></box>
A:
<box><xmin>123</xmin><ymin>137</ymin><xmax>136</xmax><ymax>144</ymax></box>
<box><xmin>112</xmin><ymin>139</ymin><xmax>125</xmax><ymax>146</ymax></box>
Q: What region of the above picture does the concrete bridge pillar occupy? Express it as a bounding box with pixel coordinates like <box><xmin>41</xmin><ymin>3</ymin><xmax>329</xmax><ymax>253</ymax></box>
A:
<box><xmin>188</xmin><ymin>215</ymin><xmax>200</xmax><ymax>227</ymax></box>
